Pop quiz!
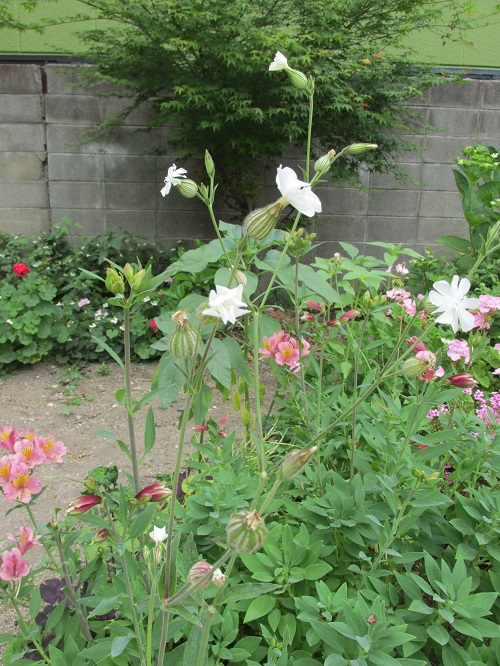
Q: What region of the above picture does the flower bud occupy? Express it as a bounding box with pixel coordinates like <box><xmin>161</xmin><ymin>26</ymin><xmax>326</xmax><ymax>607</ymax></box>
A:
<box><xmin>411</xmin><ymin>467</ymin><xmax>426</xmax><ymax>481</ymax></box>
<box><xmin>66</xmin><ymin>494</ymin><xmax>102</xmax><ymax>516</ymax></box>
<box><xmin>286</xmin><ymin>68</ymin><xmax>309</xmax><ymax>91</ymax></box>
<box><xmin>131</xmin><ymin>268</ymin><xmax>147</xmax><ymax>292</ymax></box>
<box><xmin>366</xmin><ymin>614</ymin><xmax>377</xmax><ymax>625</ymax></box>
<box><xmin>188</xmin><ymin>560</ymin><xmax>212</xmax><ymax>589</ymax></box>
<box><xmin>331</xmin><ymin>252</ymin><xmax>343</xmax><ymax>265</ymax></box>
<box><xmin>169</xmin><ymin>310</ymin><xmax>197</xmax><ymax>358</ymax></box>
<box><xmin>135</xmin><ymin>482</ymin><xmax>172</xmax><ymax>503</ymax></box>
<box><xmin>339</xmin><ymin>309</ymin><xmax>359</xmax><ymax>323</ymax></box>
<box><xmin>244</xmin><ymin>201</ymin><xmax>284</xmax><ymax>240</ymax></box>
<box><xmin>93</xmin><ymin>528</ymin><xmax>110</xmax><ymax>543</ymax></box>
<box><xmin>402</xmin><ymin>357</ymin><xmax>429</xmax><ymax>378</ymax></box>
<box><xmin>346</xmin><ymin>143</ymin><xmax>378</xmax><ymax>155</ymax></box>
<box><xmin>279</xmin><ymin>446</ymin><xmax>317</xmax><ymax>481</ymax></box>
<box><xmin>177</xmin><ymin>179</ymin><xmax>199</xmax><ymax>198</ymax></box>
<box><xmin>123</xmin><ymin>263</ymin><xmax>135</xmax><ymax>283</ymax></box>
<box><xmin>226</xmin><ymin>509</ymin><xmax>267</xmax><ymax>553</ymax></box>
<box><xmin>446</xmin><ymin>373</ymin><xmax>478</xmax><ymax>388</ymax></box>
<box><xmin>105</xmin><ymin>268</ymin><xmax>125</xmax><ymax>295</ymax></box>
<box><xmin>314</xmin><ymin>149</ymin><xmax>336</xmax><ymax>174</ymax></box>
<box><xmin>234</xmin><ymin>269</ymin><xmax>248</xmax><ymax>288</ymax></box>
<box><xmin>205</xmin><ymin>150</ymin><xmax>215</xmax><ymax>179</ymax></box>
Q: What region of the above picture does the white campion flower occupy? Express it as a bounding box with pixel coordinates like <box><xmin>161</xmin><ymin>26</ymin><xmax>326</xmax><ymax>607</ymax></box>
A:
<box><xmin>269</xmin><ymin>51</ymin><xmax>288</xmax><ymax>71</ymax></box>
<box><xmin>276</xmin><ymin>166</ymin><xmax>322</xmax><ymax>217</ymax></box>
<box><xmin>149</xmin><ymin>525</ymin><xmax>167</xmax><ymax>544</ymax></box>
<box><xmin>161</xmin><ymin>164</ymin><xmax>187</xmax><ymax>196</ymax></box>
<box><xmin>202</xmin><ymin>284</ymin><xmax>250</xmax><ymax>325</ymax></box>
<box><xmin>428</xmin><ymin>275</ymin><xmax>479</xmax><ymax>333</ymax></box>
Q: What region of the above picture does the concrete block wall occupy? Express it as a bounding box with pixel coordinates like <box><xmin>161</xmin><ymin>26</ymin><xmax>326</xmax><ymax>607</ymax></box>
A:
<box><xmin>0</xmin><ymin>63</ymin><xmax>499</xmax><ymax>258</ymax></box>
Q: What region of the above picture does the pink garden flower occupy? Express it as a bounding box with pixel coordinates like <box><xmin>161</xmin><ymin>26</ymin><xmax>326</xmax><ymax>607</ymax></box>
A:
<box><xmin>446</xmin><ymin>339</ymin><xmax>470</xmax><ymax>363</ymax></box>
<box><xmin>38</xmin><ymin>435</ymin><xmax>67</xmax><ymax>463</ymax></box>
<box><xmin>0</xmin><ymin>548</ymin><xmax>30</xmax><ymax>581</ymax></box>
<box><xmin>6</xmin><ymin>525</ymin><xmax>41</xmax><ymax>556</ymax></box>
<box><xmin>386</xmin><ymin>288</ymin><xmax>411</xmax><ymax>302</ymax></box>
<box><xmin>2</xmin><ymin>463</ymin><xmax>42</xmax><ymax>503</ymax></box>
<box><xmin>275</xmin><ymin>341</ymin><xmax>300</xmax><ymax>366</ymax></box>
<box><xmin>259</xmin><ymin>331</ymin><xmax>289</xmax><ymax>358</ymax></box>
<box><xmin>78</xmin><ymin>298</ymin><xmax>90</xmax><ymax>307</ymax></box>
<box><xmin>13</xmin><ymin>438</ymin><xmax>45</xmax><ymax>469</ymax></box>
<box><xmin>0</xmin><ymin>455</ymin><xmax>12</xmax><ymax>486</ymax></box>
<box><xmin>0</xmin><ymin>425</ymin><xmax>17</xmax><ymax>453</ymax></box>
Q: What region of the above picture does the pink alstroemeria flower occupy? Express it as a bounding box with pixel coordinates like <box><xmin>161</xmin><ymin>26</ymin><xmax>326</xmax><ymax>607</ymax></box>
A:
<box><xmin>275</xmin><ymin>341</ymin><xmax>300</xmax><ymax>366</ymax></box>
<box><xmin>3</xmin><ymin>463</ymin><xmax>42</xmax><ymax>503</ymax></box>
<box><xmin>6</xmin><ymin>525</ymin><xmax>41</xmax><ymax>555</ymax></box>
<box><xmin>0</xmin><ymin>455</ymin><xmax>12</xmax><ymax>486</ymax></box>
<box><xmin>0</xmin><ymin>425</ymin><xmax>18</xmax><ymax>453</ymax></box>
<box><xmin>0</xmin><ymin>548</ymin><xmax>30</xmax><ymax>581</ymax></box>
<box><xmin>38</xmin><ymin>435</ymin><xmax>67</xmax><ymax>464</ymax></box>
<box><xmin>13</xmin><ymin>438</ymin><xmax>45</xmax><ymax>469</ymax></box>
<box><xmin>259</xmin><ymin>331</ymin><xmax>289</xmax><ymax>358</ymax></box>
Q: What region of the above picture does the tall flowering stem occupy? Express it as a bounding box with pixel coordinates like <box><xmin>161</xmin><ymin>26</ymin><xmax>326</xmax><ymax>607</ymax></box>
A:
<box><xmin>124</xmin><ymin>306</ymin><xmax>140</xmax><ymax>493</ymax></box>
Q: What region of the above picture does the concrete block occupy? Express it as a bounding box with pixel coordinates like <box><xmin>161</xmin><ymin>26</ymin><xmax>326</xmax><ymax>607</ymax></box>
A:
<box><xmin>368</xmin><ymin>164</ymin><xmax>421</xmax><ymax>189</ymax></box>
<box><xmin>45</xmin><ymin>64</ymin><xmax>128</xmax><ymax>96</ymax></box>
<box><xmin>408</xmin><ymin>88</ymin><xmax>431</xmax><ymax>106</ymax></box>
<box><xmin>158</xmin><ymin>211</ymin><xmax>217</xmax><ymax>240</ymax></box>
<box><xmin>365</xmin><ymin>217</ymin><xmax>418</xmax><ymax>243</ymax></box>
<box><xmin>45</xmin><ymin>95</ymin><xmax>104</xmax><ymax>125</ymax></box>
<box><xmin>46</xmin><ymin>124</ymin><xmax>104</xmax><ymax>154</ymax></box>
<box><xmin>0</xmin><ymin>182</ymin><xmax>47</xmax><ymax>208</ymax></box>
<box><xmin>419</xmin><ymin>191</ymin><xmax>463</xmax><ymax>218</ymax></box>
<box><xmin>427</xmin><ymin>108</ymin><xmax>480</xmax><ymax>138</ymax></box>
<box><xmin>158</xmin><ymin>185</ymin><xmax>207</xmax><ymax>213</ymax></box>
<box><xmin>0</xmin><ymin>153</ymin><xmax>45</xmax><ymax>181</ymax></box>
<box><xmin>478</xmin><ymin>111</ymin><xmax>500</xmax><ymax>138</ymax></box>
<box><xmin>49</xmin><ymin>182</ymin><xmax>103</xmax><ymax>209</ymax></box>
<box><xmin>102</xmin><ymin>126</ymin><xmax>173</xmax><ymax>155</ymax></box>
<box><xmin>0</xmin><ymin>65</ymin><xmax>42</xmax><ymax>94</ymax></box>
<box><xmin>423</xmin><ymin>136</ymin><xmax>473</xmax><ymax>164</ymax></box>
<box><xmin>315</xmin><ymin>186</ymin><xmax>368</xmax><ymax>216</ymax></box>
<box><xmin>104</xmin><ymin>182</ymin><xmax>157</xmax><ymax>210</ymax></box>
<box><xmin>315</xmin><ymin>215</ymin><xmax>366</xmax><ymax>243</ymax></box>
<box><xmin>0</xmin><ymin>124</ymin><xmax>45</xmax><ymax>152</ymax></box>
<box><xmin>48</xmin><ymin>154</ymin><xmax>102</xmax><ymax>182</ymax></box>
<box><xmin>417</xmin><ymin>217</ymin><xmax>468</xmax><ymax>243</ymax></box>
<box><xmin>0</xmin><ymin>208</ymin><xmax>49</xmax><ymax>235</ymax></box>
<box><xmin>391</xmin><ymin>136</ymin><xmax>425</xmax><ymax>164</ymax></box>
<box><xmin>0</xmin><ymin>95</ymin><xmax>43</xmax><ymax>123</ymax></box>
<box><xmin>430</xmin><ymin>80</ymin><xmax>485</xmax><ymax>108</ymax></box>
<box><xmin>421</xmin><ymin>163</ymin><xmax>457</xmax><ymax>191</ymax></box>
<box><xmin>483</xmin><ymin>81</ymin><xmax>500</xmax><ymax>110</ymax></box>
<box><xmin>51</xmin><ymin>209</ymin><xmax>105</xmax><ymax>236</ymax></box>
<box><xmin>368</xmin><ymin>190</ymin><xmax>420</xmax><ymax>217</ymax></box>
<box><xmin>105</xmin><ymin>210</ymin><xmax>157</xmax><ymax>237</ymax></box>
<box><xmin>103</xmin><ymin>155</ymin><xmax>157</xmax><ymax>182</ymax></box>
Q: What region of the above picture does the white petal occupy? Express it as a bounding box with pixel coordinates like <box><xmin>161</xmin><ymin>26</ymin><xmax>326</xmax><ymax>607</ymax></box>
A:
<box><xmin>458</xmin><ymin>309</ymin><xmax>475</xmax><ymax>332</ymax></box>
<box><xmin>276</xmin><ymin>165</ymin><xmax>302</xmax><ymax>196</ymax></box>
<box><xmin>269</xmin><ymin>51</ymin><xmax>288</xmax><ymax>71</ymax></box>
<box><xmin>286</xmin><ymin>187</ymin><xmax>322</xmax><ymax>217</ymax></box>
<box><xmin>160</xmin><ymin>182</ymin><xmax>172</xmax><ymax>197</ymax></box>
<box><xmin>455</xmin><ymin>276</ymin><xmax>471</xmax><ymax>300</ymax></box>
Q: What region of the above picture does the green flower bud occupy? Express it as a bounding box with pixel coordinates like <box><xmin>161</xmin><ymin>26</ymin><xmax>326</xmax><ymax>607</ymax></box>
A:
<box><xmin>244</xmin><ymin>201</ymin><xmax>284</xmax><ymax>240</ymax></box>
<box><xmin>402</xmin><ymin>356</ymin><xmax>428</xmax><ymax>378</ymax></box>
<box><xmin>346</xmin><ymin>143</ymin><xmax>378</xmax><ymax>155</ymax></box>
<box><xmin>123</xmin><ymin>263</ymin><xmax>135</xmax><ymax>283</ymax></box>
<box><xmin>169</xmin><ymin>310</ymin><xmax>197</xmax><ymax>358</ymax></box>
<box><xmin>279</xmin><ymin>446</ymin><xmax>318</xmax><ymax>481</ymax></box>
<box><xmin>314</xmin><ymin>149</ymin><xmax>336</xmax><ymax>174</ymax></box>
<box><xmin>177</xmin><ymin>179</ymin><xmax>199</xmax><ymax>199</ymax></box>
<box><xmin>286</xmin><ymin>68</ymin><xmax>309</xmax><ymax>91</ymax></box>
<box><xmin>105</xmin><ymin>268</ymin><xmax>125</xmax><ymax>295</ymax></box>
<box><xmin>205</xmin><ymin>150</ymin><xmax>215</xmax><ymax>179</ymax></box>
<box><xmin>226</xmin><ymin>509</ymin><xmax>267</xmax><ymax>553</ymax></box>
<box><xmin>131</xmin><ymin>268</ymin><xmax>147</xmax><ymax>292</ymax></box>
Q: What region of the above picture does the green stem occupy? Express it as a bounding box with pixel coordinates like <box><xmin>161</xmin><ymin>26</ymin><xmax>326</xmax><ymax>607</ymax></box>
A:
<box><xmin>51</xmin><ymin>521</ymin><xmax>93</xmax><ymax>642</ymax></box>
<box><xmin>294</xmin><ymin>256</ymin><xmax>309</xmax><ymax>423</ymax></box>
<box><xmin>252</xmin><ymin>311</ymin><xmax>266</xmax><ymax>472</ymax></box>
<box><xmin>25</xmin><ymin>505</ymin><xmax>62</xmax><ymax>575</ymax></box>
<box><xmin>146</xmin><ymin>578</ymin><xmax>157</xmax><ymax>666</ymax></box>
<box><xmin>195</xmin><ymin>605</ymin><xmax>216</xmax><ymax>666</ymax></box>
<box><xmin>349</xmin><ymin>317</ymin><xmax>368</xmax><ymax>480</ymax></box>
<box><xmin>9</xmin><ymin>595</ymin><xmax>52</xmax><ymax>665</ymax></box>
<box><xmin>124</xmin><ymin>306</ymin><xmax>140</xmax><ymax>493</ymax></box>
<box><xmin>164</xmin><ymin>551</ymin><xmax>232</xmax><ymax>608</ymax></box>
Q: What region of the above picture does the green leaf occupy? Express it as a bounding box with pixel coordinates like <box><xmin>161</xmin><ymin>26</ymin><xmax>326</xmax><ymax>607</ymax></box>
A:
<box><xmin>144</xmin><ymin>406</ymin><xmax>156</xmax><ymax>455</ymax></box>
<box><xmin>86</xmin><ymin>595</ymin><xmax>124</xmax><ymax>619</ymax></box>
<box><xmin>437</xmin><ymin>235</ymin><xmax>471</xmax><ymax>255</ymax></box>
<box><xmin>302</xmin><ymin>562</ymin><xmax>332</xmax><ymax>580</ymax></box>
<box><xmin>244</xmin><ymin>595</ymin><xmax>276</xmax><ymax>623</ymax></box>
<box><xmin>206</xmin><ymin>338</ymin><xmax>232</xmax><ymax>388</ymax></box>
<box><xmin>45</xmin><ymin>601</ymin><xmax>66</xmax><ymax>632</ymax></box>
<box><xmin>91</xmin><ymin>335</ymin><xmax>124</xmax><ymax>370</ymax></box>
<box><xmin>427</xmin><ymin>624</ymin><xmax>449</xmax><ymax>645</ymax></box>
<box><xmin>222</xmin><ymin>336</ymin><xmax>254</xmax><ymax>384</ymax></box>
<box><xmin>129</xmin><ymin>503</ymin><xmax>157</xmax><ymax>540</ymax></box>
<box><xmin>221</xmin><ymin>583</ymin><xmax>281</xmax><ymax>605</ymax></box>
<box><xmin>192</xmin><ymin>382</ymin><xmax>212</xmax><ymax>425</ymax></box>
<box><xmin>111</xmin><ymin>633</ymin><xmax>134</xmax><ymax>658</ymax></box>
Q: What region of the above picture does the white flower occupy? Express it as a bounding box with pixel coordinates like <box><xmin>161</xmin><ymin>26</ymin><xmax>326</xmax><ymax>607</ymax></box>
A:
<box><xmin>276</xmin><ymin>166</ymin><xmax>322</xmax><ymax>217</ymax></box>
<box><xmin>149</xmin><ymin>525</ymin><xmax>167</xmax><ymax>544</ymax></box>
<box><xmin>269</xmin><ymin>51</ymin><xmax>288</xmax><ymax>71</ymax></box>
<box><xmin>212</xmin><ymin>568</ymin><xmax>226</xmax><ymax>587</ymax></box>
<box><xmin>428</xmin><ymin>275</ymin><xmax>479</xmax><ymax>333</ymax></box>
<box><xmin>161</xmin><ymin>164</ymin><xmax>187</xmax><ymax>196</ymax></box>
<box><xmin>202</xmin><ymin>284</ymin><xmax>250</xmax><ymax>325</ymax></box>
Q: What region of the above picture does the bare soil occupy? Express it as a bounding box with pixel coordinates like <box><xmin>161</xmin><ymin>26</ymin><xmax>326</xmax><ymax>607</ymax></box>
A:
<box><xmin>0</xmin><ymin>361</ymin><xmax>247</xmax><ymax>661</ymax></box>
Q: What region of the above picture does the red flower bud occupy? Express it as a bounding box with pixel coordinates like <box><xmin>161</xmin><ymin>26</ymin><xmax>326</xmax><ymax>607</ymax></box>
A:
<box><xmin>447</xmin><ymin>373</ymin><xmax>478</xmax><ymax>388</ymax></box>
<box><xmin>66</xmin><ymin>494</ymin><xmax>101</xmax><ymax>516</ymax></box>
<box><xmin>339</xmin><ymin>309</ymin><xmax>359</xmax><ymax>322</ymax></box>
<box><xmin>150</xmin><ymin>319</ymin><xmax>158</xmax><ymax>332</ymax></box>
<box><xmin>135</xmin><ymin>482</ymin><xmax>171</xmax><ymax>503</ymax></box>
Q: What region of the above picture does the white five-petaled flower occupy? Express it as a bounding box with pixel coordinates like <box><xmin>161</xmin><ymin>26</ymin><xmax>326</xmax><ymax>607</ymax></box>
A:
<box><xmin>202</xmin><ymin>284</ymin><xmax>250</xmax><ymax>325</ymax></box>
<box><xmin>428</xmin><ymin>275</ymin><xmax>479</xmax><ymax>333</ymax></box>
<box><xmin>269</xmin><ymin>51</ymin><xmax>288</xmax><ymax>71</ymax></box>
<box><xmin>149</xmin><ymin>525</ymin><xmax>167</xmax><ymax>544</ymax></box>
<box><xmin>161</xmin><ymin>164</ymin><xmax>187</xmax><ymax>197</ymax></box>
<box><xmin>276</xmin><ymin>166</ymin><xmax>322</xmax><ymax>217</ymax></box>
